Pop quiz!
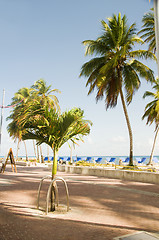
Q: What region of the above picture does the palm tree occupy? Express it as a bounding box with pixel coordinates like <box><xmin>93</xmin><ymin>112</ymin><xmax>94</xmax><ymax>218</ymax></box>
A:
<box><xmin>7</xmin><ymin>87</ymin><xmax>31</xmax><ymax>161</ymax></box>
<box><xmin>7</xmin><ymin>81</ymin><xmax>61</xmax><ymax>161</ymax></box>
<box><xmin>7</xmin><ymin>120</ymin><xmax>22</xmax><ymax>160</ymax></box>
<box><xmin>142</xmin><ymin>79</ymin><xmax>159</xmax><ymax>165</ymax></box>
<box><xmin>20</xmin><ymin>106</ymin><xmax>92</xmax><ymax>179</ymax></box>
<box><xmin>31</xmin><ymin>79</ymin><xmax>61</xmax><ymax>112</ymax></box>
<box><xmin>80</xmin><ymin>13</ymin><xmax>156</xmax><ymax>166</ymax></box>
<box><xmin>138</xmin><ymin>8</ymin><xmax>155</xmax><ymax>53</ymax></box>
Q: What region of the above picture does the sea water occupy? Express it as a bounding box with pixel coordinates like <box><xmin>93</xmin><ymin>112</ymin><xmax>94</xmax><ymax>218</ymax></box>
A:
<box><xmin>1</xmin><ymin>155</ymin><xmax>159</xmax><ymax>164</ymax></box>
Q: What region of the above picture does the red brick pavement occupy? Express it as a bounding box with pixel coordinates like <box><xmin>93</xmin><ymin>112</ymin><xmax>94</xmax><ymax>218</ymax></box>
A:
<box><xmin>0</xmin><ymin>165</ymin><xmax>159</xmax><ymax>240</ymax></box>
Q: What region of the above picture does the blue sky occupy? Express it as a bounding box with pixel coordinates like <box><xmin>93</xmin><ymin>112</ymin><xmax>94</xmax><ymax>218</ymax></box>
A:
<box><xmin>0</xmin><ymin>0</ymin><xmax>157</xmax><ymax>157</ymax></box>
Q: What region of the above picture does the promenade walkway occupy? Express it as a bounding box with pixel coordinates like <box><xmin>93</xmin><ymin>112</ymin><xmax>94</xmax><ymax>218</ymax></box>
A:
<box><xmin>0</xmin><ymin>164</ymin><xmax>159</xmax><ymax>239</ymax></box>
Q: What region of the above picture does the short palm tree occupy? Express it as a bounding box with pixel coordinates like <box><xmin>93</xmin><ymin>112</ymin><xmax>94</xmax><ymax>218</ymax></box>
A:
<box><xmin>138</xmin><ymin>8</ymin><xmax>155</xmax><ymax>53</ymax></box>
<box><xmin>20</xmin><ymin>105</ymin><xmax>92</xmax><ymax>179</ymax></box>
<box><xmin>80</xmin><ymin>13</ymin><xmax>156</xmax><ymax>165</ymax></box>
<box><xmin>142</xmin><ymin>79</ymin><xmax>159</xmax><ymax>165</ymax></box>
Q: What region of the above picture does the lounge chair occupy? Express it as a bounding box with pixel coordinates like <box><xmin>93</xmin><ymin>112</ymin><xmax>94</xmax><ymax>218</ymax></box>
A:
<box><xmin>86</xmin><ymin>157</ymin><xmax>92</xmax><ymax>162</ymax></box>
<box><xmin>136</xmin><ymin>157</ymin><xmax>146</xmax><ymax>164</ymax></box>
<box><xmin>58</xmin><ymin>157</ymin><xmax>64</xmax><ymax>164</ymax></box>
<box><xmin>74</xmin><ymin>157</ymin><xmax>82</xmax><ymax>162</ymax></box>
<box><xmin>123</xmin><ymin>157</ymin><xmax>129</xmax><ymax>163</ymax></box>
<box><xmin>94</xmin><ymin>157</ymin><xmax>102</xmax><ymax>163</ymax></box>
<box><xmin>108</xmin><ymin>157</ymin><xmax>116</xmax><ymax>163</ymax></box>
<box><xmin>44</xmin><ymin>157</ymin><xmax>49</xmax><ymax>161</ymax></box>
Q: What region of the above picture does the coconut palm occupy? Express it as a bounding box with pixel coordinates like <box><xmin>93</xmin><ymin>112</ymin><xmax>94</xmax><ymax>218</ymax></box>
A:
<box><xmin>7</xmin><ymin>81</ymin><xmax>61</xmax><ymax>161</ymax></box>
<box><xmin>31</xmin><ymin>79</ymin><xmax>61</xmax><ymax>112</ymax></box>
<box><xmin>80</xmin><ymin>13</ymin><xmax>156</xmax><ymax>166</ymax></box>
<box><xmin>138</xmin><ymin>8</ymin><xmax>155</xmax><ymax>53</ymax></box>
<box><xmin>7</xmin><ymin>87</ymin><xmax>32</xmax><ymax>161</ymax></box>
<box><xmin>20</xmin><ymin>105</ymin><xmax>92</xmax><ymax>179</ymax></box>
<box><xmin>142</xmin><ymin>79</ymin><xmax>159</xmax><ymax>165</ymax></box>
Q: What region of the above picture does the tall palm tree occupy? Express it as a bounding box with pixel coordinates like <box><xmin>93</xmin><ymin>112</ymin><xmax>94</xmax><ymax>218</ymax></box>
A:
<box><xmin>80</xmin><ymin>13</ymin><xmax>156</xmax><ymax>165</ymax></box>
<box><xmin>138</xmin><ymin>8</ymin><xmax>155</xmax><ymax>53</ymax></box>
<box><xmin>31</xmin><ymin>79</ymin><xmax>61</xmax><ymax>112</ymax></box>
<box><xmin>142</xmin><ymin>79</ymin><xmax>159</xmax><ymax>165</ymax></box>
<box><xmin>7</xmin><ymin>81</ymin><xmax>61</xmax><ymax>161</ymax></box>
<box><xmin>7</xmin><ymin>87</ymin><xmax>31</xmax><ymax>161</ymax></box>
<box><xmin>20</xmin><ymin>105</ymin><xmax>92</xmax><ymax>179</ymax></box>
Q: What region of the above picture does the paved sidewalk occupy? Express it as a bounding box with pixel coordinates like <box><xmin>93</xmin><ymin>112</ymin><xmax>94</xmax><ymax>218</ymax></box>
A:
<box><xmin>0</xmin><ymin>165</ymin><xmax>159</xmax><ymax>240</ymax></box>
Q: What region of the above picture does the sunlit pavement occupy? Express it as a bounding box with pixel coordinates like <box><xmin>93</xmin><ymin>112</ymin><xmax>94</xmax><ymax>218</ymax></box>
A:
<box><xmin>0</xmin><ymin>165</ymin><xmax>159</xmax><ymax>240</ymax></box>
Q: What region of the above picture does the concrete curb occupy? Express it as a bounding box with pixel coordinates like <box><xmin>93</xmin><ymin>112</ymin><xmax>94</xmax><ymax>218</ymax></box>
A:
<box><xmin>56</xmin><ymin>164</ymin><xmax>159</xmax><ymax>184</ymax></box>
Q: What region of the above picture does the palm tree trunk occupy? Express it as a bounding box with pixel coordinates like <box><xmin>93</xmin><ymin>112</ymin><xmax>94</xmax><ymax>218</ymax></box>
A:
<box><xmin>50</xmin><ymin>148</ymin><xmax>58</xmax><ymax>211</ymax></box>
<box><xmin>119</xmin><ymin>88</ymin><xmax>133</xmax><ymax>166</ymax></box>
<box><xmin>47</xmin><ymin>145</ymin><xmax>49</xmax><ymax>161</ymax></box>
<box><xmin>23</xmin><ymin>141</ymin><xmax>28</xmax><ymax>161</ymax></box>
<box><xmin>40</xmin><ymin>145</ymin><xmax>44</xmax><ymax>163</ymax></box>
<box><xmin>16</xmin><ymin>138</ymin><xmax>20</xmax><ymax>161</ymax></box>
<box><xmin>33</xmin><ymin>140</ymin><xmax>37</xmax><ymax>161</ymax></box>
<box><xmin>147</xmin><ymin>125</ymin><xmax>159</xmax><ymax>165</ymax></box>
<box><xmin>37</xmin><ymin>145</ymin><xmax>40</xmax><ymax>162</ymax></box>
<box><xmin>52</xmin><ymin>148</ymin><xmax>58</xmax><ymax>179</ymax></box>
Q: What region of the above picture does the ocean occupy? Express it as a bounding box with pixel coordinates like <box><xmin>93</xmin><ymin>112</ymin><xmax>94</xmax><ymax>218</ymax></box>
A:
<box><xmin>2</xmin><ymin>155</ymin><xmax>157</xmax><ymax>165</ymax></box>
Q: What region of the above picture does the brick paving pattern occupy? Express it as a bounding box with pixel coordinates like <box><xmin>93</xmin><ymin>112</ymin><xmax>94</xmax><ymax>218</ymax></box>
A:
<box><xmin>0</xmin><ymin>165</ymin><xmax>159</xmax><ymax>239</ymax></box>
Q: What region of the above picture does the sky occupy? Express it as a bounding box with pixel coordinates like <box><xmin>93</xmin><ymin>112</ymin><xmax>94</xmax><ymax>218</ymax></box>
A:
<box><xmin>0</xmin><ymin>0</ymin><xmax>158</xmax><ymax>158</ymax></box>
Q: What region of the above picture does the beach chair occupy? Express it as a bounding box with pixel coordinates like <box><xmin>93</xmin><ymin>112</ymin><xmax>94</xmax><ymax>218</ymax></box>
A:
<box><xmin>74</xmin><ymin>157</ymin><xmax>82</xmax><ymax>162</ymax></box>
<box><xmin>123</xmin><ymin>157</ymin><xmax>129</xmax><ymax>163</ymax></box>
<box><xmin>58</xmin><ymin>157</ymin><xmax>64</xmax><ymax>164</ymax></box>
<box><xmin>44</xmin><ymin>157</ymin><xmax>48</xmax><ymax>161</ymax></box>
<box><xmin>95</xmin><ymin>157</ymin><xmax>102</xmax><ymax>163</ymax></box>
<box><xmin>86</xmin><ymin>157</ymin><xmax>92</xmax><ymax>162</ymax></box>
<box><xmin>108</xmin><ymin>157</ymin><xmax>116</xmax><ymax>163</ymax></box>
<box><xmin>136</xmin><ymin>157</ymin><xmax>146</xmax><ymax>164</ymax></box>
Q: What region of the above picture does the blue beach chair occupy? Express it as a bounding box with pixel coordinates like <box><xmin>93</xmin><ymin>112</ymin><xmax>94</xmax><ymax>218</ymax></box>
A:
<box><xmin>95</xmin><ymin>157</ymin><xmax>102</xmax><ymax>163</ymax></box>
<box><xmin>86</xmin><ymin>157</ymin><xmax>92</xmax><ymax>162</ymax></box>
<box><xmin>74</xmin><ymin>157</ymin><xmax>82</xmax><ymax>162</ymax></box>
<box><xmin>123</xmin><ymin>157</ymin><xmax>129</xmax><ymax>163</ymax></box>
<box><xmin>44</xmin><ymin>156</ymin><xmax>49</xmax><ymax>161</ymax></box>
<box><xmin>58</xmin><ymin>157</ymin><xmax>64</xmax><ymax>164</ymax></box>
<box><xmin>108</xmin><ymin>157</ymin><xmax>116</xmax><ymax>163</ymax></box>
<box><xmin>136</xmin><ymin>157</ymin><xmax>146</xmax><ymax>164</ymax></box>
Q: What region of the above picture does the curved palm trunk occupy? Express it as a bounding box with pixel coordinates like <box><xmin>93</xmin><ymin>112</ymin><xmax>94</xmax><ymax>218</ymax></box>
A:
<box><xmin>147</xmin><ymin>125</ymin><xmax>159</xmax><ymax>165</ymax></box>
<box><xmin>52</xmin><ymin>148</ymin><xmax>58</xmax><ymax>179</ymax></box>
<box><xmin>119</xmin><ymin>88</ymin><xmax>133</xmax><ymax>166</ymax></box>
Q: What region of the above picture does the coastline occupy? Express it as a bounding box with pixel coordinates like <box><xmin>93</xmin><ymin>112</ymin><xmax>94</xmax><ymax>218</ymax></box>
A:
<box><xmin>0</xmin><ymin>155</ymin><xmax>158</xmax><ymax>165</ymax></box>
